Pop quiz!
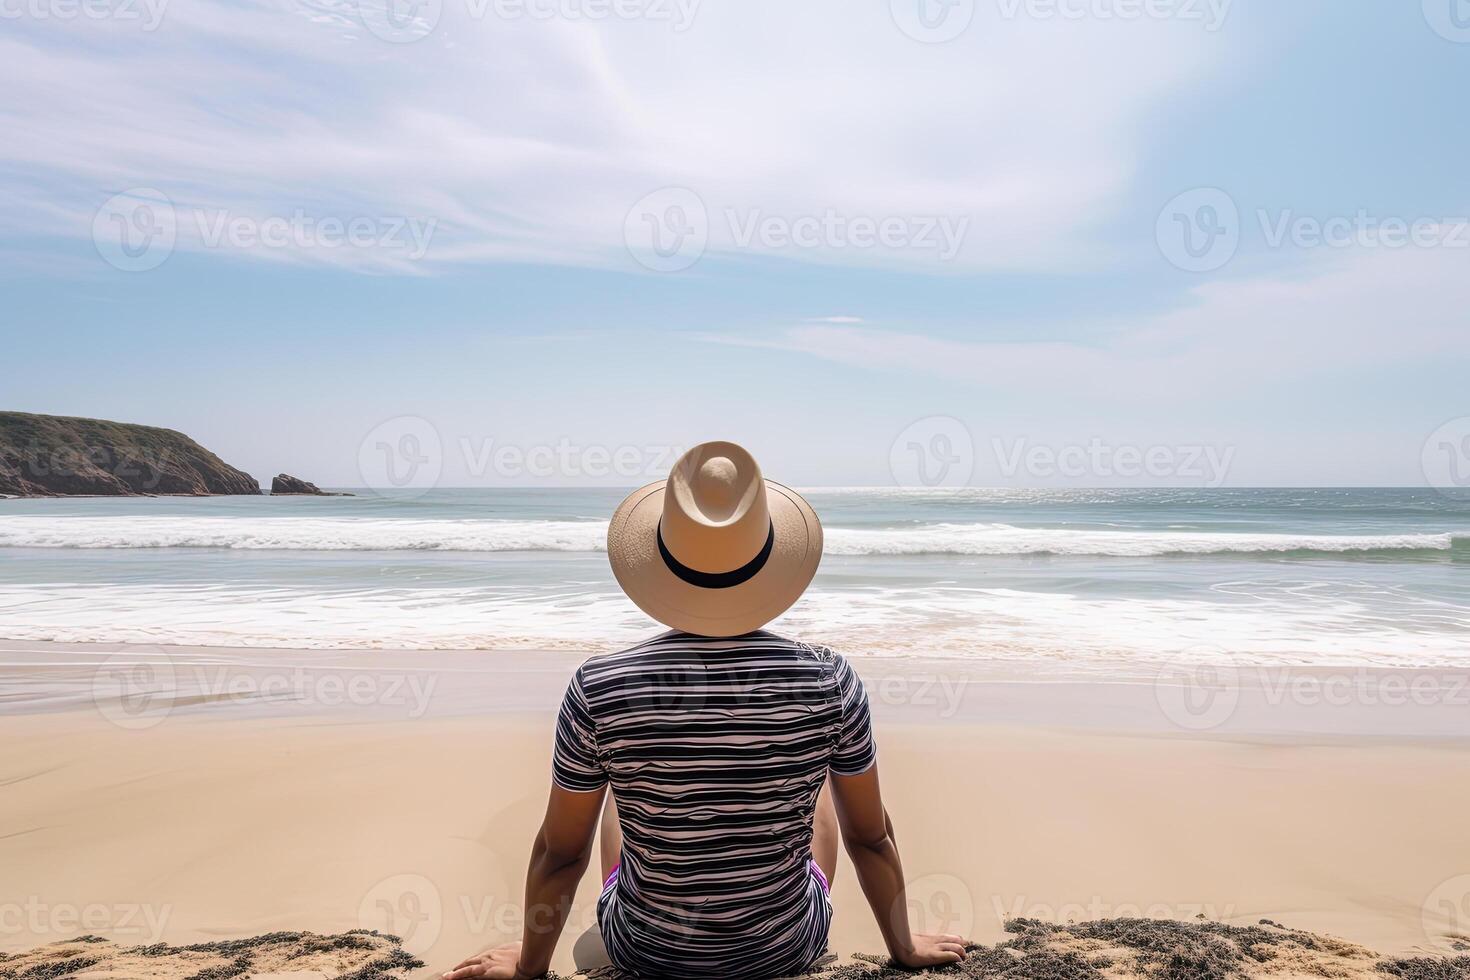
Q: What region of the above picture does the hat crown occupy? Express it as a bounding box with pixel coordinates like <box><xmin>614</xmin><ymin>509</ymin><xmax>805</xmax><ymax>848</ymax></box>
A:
<box><xmin>692</xmin><ymin>456</ymin><xmax>741</xmax><ymax>518</ymax></box>
<box><xmin>662</xmin><ymin>442</ymin><xmax>770</xmax><ymax>574</ymax></box>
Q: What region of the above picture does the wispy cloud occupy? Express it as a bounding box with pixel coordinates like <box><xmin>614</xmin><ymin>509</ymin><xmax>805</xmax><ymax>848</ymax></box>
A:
<box><xmin>2</xmin><ymin>0</ymin><xmax>1234</xmax><ymax>273</ymax></box>
<box><xmin>700</xmin><ymin>247</ymin><xmax>1469</xmax><ymax>395</ymax></box>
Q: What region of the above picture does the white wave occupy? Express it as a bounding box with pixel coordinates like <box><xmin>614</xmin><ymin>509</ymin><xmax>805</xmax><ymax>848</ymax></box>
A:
<box><xmin>825</xmin><ymin>524</ymin><xmax>1457</xmax><ymax>557</ymax></box>
<box><xmin>0</xmin><ymin>516</ymin><xmax>609</xmax><ymax>552</ymax></box>
<box><xmin>1</xmin><ymin>581</ymin><xmax>1466</xmax><ymax>669</ymax></box>
<box><xmin>0</xmin><ymin>515</ymin><xmax>1456</xmax><ymax>557</ymax></box>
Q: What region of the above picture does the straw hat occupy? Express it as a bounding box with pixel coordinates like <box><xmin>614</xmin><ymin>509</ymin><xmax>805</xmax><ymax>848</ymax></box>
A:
<box><xmin>607</xmin><ymin>441</ymin><xmax>823</xmax><ymax>637</ymax></box>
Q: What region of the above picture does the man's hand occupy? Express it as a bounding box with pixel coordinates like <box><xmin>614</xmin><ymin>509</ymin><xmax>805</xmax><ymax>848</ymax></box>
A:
<box><xmin>442</xmin><ymin>942</ymin><xmax>535</xmax><ymax>980</ymax></box>
<box><xmin>894</xmin><ymin>933</ymin><xmax>969</xmax><ymax>970</ymax></box>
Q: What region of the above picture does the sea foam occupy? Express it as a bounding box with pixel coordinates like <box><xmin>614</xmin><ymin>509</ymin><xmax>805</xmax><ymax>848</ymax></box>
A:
<box><xmin>2</xmin><ymin>579</ymin><xmax>1466</xmax><ymax>669</ymax></box>
<box><xmin>0</xmin><ymin>515</ymin><xmax>1457</xmax><ymax>558</ymax></box>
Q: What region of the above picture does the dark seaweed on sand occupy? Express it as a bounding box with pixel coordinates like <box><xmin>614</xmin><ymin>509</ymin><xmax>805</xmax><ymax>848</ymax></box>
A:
<box><xmin>12</xmin><ymin>957</ymin><xmax>102</xmax><ymax>980</ymax></box>
<box><xmin>183</xmin><ymin>956</ymin><xmax>253</xmax><ymax>980</ymax></box>
<box><xmin>162</xmin><ymin>930</ymin><xmax>426</xmax><ymax>980</ymax></box>
<box><xmin>285</xmin><ymin>932</ymin><xmax>384</xmax><ymax>959</ymax></box>
<box><xmin>177</xmin><ymin>929</ymin><xmax>329</xmax><ymax>955</ymax></box>
<box><xmin>337</xmin><ymin>946</ymin><xmax>430</xmax><ymax>980</ymax></box>
<box><xmin>560</xmin><ymin>917</ymin><xmax>1470</xmax><ymax>979</ymax></box>
<box><xmin>1378</xmin><ymin>957</ymin><xmax>1470</xmax><ymax>980</ymax></box>
<box><xmin>0</xmin><ymin>930</ymin><xmax>424</xmax><ymax>980</ymax></box>
<box><xmin>161</xmin><ymin>931</ymin><xmax>425</xmax><ymax>980</ymax></box>
<box><xmin>1011</xmin><ymin>916</ymin><xmax>1317</xmax><ymax>979</ymax></box>
<box><xmin>759</xmin><ymin>918</ymin><xmax>1317</xmax><ymax>980</ymax></box>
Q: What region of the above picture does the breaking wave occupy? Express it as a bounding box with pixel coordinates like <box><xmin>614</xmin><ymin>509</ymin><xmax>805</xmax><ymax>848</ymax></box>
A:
<box><xmin>0</xmin><ymin>516</ymin><xmax>1459</xmax><ymax>559</ymax></box>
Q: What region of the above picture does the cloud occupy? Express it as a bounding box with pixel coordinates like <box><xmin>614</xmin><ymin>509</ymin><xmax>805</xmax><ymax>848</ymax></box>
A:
<box><xmin>1</xmin><ymin>0</ymin><xmax>1234</xmax><ymax>273</ymax></box>
<box><xmin>699</xmin><ymin>246</ymin><xmax>1470</xmax><ymax>394</ymax></box>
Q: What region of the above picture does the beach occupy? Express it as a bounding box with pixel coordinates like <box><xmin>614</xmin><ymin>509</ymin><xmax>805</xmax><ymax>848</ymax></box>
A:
<box><xmin>5</xmin><ymin>639</ymin><xmax>1470</xmax><ymax>978</ymax></box>
<box><xmin>4</xmin><ymin>487</ymin><xmax>1469</xmax><ymax>976</ymax></box>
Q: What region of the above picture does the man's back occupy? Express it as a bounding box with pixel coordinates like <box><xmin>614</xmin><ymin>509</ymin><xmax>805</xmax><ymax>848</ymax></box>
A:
<box><xmin>447</xmin><ymin>445</ymin><xmax>968</xmax><ymax>980</ymax></box>
<box><xmin>552</xmin><ymin>630</ymin><xmax>876</xmax><ymax>977</ymax></box>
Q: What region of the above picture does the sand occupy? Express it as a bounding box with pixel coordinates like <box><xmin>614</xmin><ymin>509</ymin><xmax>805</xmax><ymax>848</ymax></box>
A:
<box><xmin>8</xmin><ymin>920</ymin><xmax>1470</xmax><ymax>979</ymax></box>
<box><xmin>3</xmin><ymin>641</ymin><xmax>1470</xmax><ymax>979</ymax></box>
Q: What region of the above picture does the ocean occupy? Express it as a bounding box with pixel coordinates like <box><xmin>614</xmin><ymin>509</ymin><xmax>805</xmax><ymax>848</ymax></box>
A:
<box><xmin>1</xmin><ymin>488</ymin><xmax>1467</xmax><ymax>671</ymax></box>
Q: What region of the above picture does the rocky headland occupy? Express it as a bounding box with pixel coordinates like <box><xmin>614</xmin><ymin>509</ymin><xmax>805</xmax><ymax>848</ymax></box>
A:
<box><xmin>0</xmin><ymin>412</ymin><xmax>261</xmax><ymax>497</ymax></box>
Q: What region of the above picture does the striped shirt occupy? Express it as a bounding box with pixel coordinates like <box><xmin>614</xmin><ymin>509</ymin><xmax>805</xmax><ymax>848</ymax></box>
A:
<box><xmin>552</xmin><ymin>630</ymin><xmax>877</xmax><ymax>979</ymax></box>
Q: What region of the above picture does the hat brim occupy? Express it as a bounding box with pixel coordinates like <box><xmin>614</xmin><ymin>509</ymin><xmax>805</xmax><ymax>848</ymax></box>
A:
<box><xmin>607</xmin><ymin>480</ymin><xmax>823</xmax><ymax>637</ymax></box>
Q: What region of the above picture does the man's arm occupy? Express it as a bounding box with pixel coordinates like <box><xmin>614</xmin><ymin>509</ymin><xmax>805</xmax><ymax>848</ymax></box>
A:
<box><xmin>444</xmin><ymin>784</ymin><xmax>605</xmax><ymax>980</ymax></box>
<box><xmin>829</xmin><ymin>764</ymin><xmax>968</xmax><ymax>970</ymax></box>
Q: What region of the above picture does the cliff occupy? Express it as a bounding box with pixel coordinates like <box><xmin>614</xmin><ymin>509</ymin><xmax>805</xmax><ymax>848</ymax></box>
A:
<box><xmin>0</xmin><ymin>412</ymin><xmax>261</xmax><ymax>497</ymax></box>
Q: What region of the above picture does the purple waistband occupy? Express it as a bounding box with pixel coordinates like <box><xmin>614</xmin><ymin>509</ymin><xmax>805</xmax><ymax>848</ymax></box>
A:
<box><xmin>808</xmin><ymin>858</ymin><xmax>830</xmax><ymax>895</ymax></box>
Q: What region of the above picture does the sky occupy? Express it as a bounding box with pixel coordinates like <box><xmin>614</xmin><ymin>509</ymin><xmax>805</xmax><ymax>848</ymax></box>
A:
<box><xmin>3</xmin><ymin>0</ymin><xmax>1468</xmax><ymax>488</ymax></box>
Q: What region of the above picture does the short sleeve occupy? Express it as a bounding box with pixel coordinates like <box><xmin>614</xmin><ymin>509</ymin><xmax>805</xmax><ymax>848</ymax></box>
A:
<box><xmin>830</xmin><ymin>654</ymin><xmax>877</xmax><ymax>776</ymax></box>
<box><xmin>551</xmin><ymin>667</ymin><xmax>607</xmax><ymax>792</ymax></box>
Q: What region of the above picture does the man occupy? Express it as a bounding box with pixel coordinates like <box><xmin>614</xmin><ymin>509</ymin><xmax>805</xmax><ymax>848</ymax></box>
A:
<box><xmin>446</xmin><ymin>441</ymin><xmax>966</xmax><ymax>979</ymax></box>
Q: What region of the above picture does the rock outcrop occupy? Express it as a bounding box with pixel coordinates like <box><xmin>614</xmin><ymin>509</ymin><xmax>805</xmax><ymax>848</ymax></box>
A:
<box><xmin>0</xmin><ymin>412</ymin><xmax>261</xmax><ymax>497</ymax></box>
<box><xmin>271</xmin><ymin>473</ymin><xmax>352</xmax><ymax>496</ymax></box>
